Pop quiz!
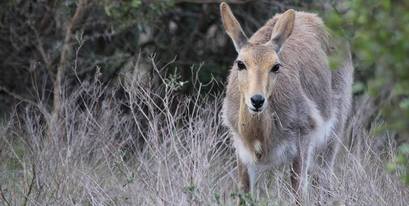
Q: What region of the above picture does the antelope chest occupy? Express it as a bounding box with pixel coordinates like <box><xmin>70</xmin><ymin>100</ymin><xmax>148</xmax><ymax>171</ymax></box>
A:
<box><xmin>233</xmin><ymin>134</ymin><xmax>297</xmax><ymax>167</ymax></box>
<box><xmin>233</xmin><ymin>111</ymin><xmax>336</xmax><ymax>168</ymax></box>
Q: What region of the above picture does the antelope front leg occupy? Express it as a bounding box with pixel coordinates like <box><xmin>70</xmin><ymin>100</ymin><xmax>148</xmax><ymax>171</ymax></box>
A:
<box><xmin>291</xmin><ymin>143</ymin><xmax>313</xmax><ymax>205</ymax></box>
<box><xmin>237</xmin><ymin>156</ymin><xmax>250</xmax><ymax>205</ymax></box>
<box><xmin>237</xmin><ymin>156</ymin><xmax>250</xmax><ymax>192</ymax></box>
<box><xmin>291</xmin><ymin>155</ymin><xmax>302</xmax><ymax>206</ymax></box>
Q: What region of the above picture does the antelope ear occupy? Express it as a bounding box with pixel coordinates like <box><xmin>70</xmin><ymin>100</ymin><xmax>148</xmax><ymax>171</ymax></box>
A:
<box><xmin>270</xmin><ymin>9</ymin><xmax>295</xmax><ymax>52</ymax></box>
<box><xmin>220</xmin><ymin>2</ymin><xmax>248</xmax><ymax>52</ymax></box>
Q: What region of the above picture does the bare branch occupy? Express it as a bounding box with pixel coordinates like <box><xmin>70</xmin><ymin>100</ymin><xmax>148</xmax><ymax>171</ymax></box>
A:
<box><xmin>0</xmin><ymin>86</ymin><xmax>37</xmax><ymax>106</ymax></box>
<box><xmin>29</xmin><ymin>23</ymin><xmax>55</xmax><ymax>83</ymax></box>
<box><xmin>50</xmin><ymin>0</ymin><xmax>90</xmax><ymax>140</ymax></box>
<box><xmin>0</xmin><ymin>86</ymin><xmax>51</xmax><ymax>121</ymax></box>
<box><xmin>53</xmin><ymin>0</ymin><xmax>90</xmax><ymax>115</ymax></box>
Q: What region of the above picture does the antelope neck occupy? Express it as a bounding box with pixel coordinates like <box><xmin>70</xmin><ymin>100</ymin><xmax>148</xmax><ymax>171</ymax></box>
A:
<box><xmin>238</xmin><ymin>95</ymin><xmax>269</xmax><ymax>145</ymax></box>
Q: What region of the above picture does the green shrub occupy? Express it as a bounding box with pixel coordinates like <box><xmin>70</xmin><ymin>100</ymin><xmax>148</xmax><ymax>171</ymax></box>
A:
<box><xmin>327</xmin><ymin>0</ymin><xmax>409</xmax><ymax>185</ymax></box>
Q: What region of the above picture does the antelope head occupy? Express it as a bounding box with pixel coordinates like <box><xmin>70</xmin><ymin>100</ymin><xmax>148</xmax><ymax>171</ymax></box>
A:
<box><xmin>220</xmin><ymin>2</ymin><xmax>295</xmax><ymax>114</ymax></box>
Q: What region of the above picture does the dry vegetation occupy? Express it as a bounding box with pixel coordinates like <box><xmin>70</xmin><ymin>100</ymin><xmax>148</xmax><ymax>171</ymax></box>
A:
<box><xmin>1</xmin><ymin>61</ymin><xmax>408</xmax><ymax>206</ymax></box>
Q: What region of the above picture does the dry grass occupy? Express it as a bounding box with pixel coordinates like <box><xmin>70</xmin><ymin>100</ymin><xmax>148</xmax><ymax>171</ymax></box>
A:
<box><xmin>0</xmin><ymin>68</ymin><xmax>408</xmax><ymax>206</ymax></box>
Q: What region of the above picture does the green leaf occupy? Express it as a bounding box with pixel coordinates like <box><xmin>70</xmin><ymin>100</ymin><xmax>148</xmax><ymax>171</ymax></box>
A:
<box><xmin>131</xmin><ymin>0</ymin><xmax>141</xmax><ymax>8</ymax></box>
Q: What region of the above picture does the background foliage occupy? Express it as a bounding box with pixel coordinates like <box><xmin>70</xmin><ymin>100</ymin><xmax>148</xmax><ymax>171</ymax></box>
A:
<box><xmin>326</xmin><ymin>0</ymin><xmax>409</xmax><ymax>184</ymax></box>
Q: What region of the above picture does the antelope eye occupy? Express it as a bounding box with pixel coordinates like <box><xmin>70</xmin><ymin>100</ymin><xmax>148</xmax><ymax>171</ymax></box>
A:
<box><xmin>236</xmin><ymin>60</ymin><xmax>246</xmax><ymax>70</ymax></box>
<box><xmin>271</xmin><ymin>63</ymin><xmax>281</xmax><ymax>73</ymax></box>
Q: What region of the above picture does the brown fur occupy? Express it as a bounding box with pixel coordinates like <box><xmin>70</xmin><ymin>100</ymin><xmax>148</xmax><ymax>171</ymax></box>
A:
<box><xmin>220</xmin><ymin>2</ymin><xmax>353</xmax><ymax>204</ymax></box>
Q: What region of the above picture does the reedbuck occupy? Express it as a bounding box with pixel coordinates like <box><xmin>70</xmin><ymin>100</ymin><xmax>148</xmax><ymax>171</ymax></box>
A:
<box><xmin>220</xmin><ymin>2</ymin><xmax>353</xmax><ymax>204</ymax></box>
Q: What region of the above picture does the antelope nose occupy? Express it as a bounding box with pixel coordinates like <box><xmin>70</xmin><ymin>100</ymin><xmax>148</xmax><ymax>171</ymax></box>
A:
<box><xmin>250</xmin><ymin>95</ymin><xmax>265</xmax><ymax>109</ymax></box>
